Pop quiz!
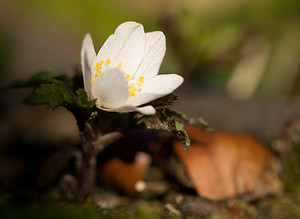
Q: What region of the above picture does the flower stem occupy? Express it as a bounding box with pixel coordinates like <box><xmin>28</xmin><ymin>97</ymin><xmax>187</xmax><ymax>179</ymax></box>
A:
<box><xmin>78</xmin><ymin>123</ymin><xmax>124</xmax><ymax>202</ymax></box>
<box><xmin>67</xmin><ymin>106</ymin><xmax>124</xmax><ymax>201</ymax></box>
<box><xmin>78</xmin><ymin>122</ymin><xmax>98</xmax><ymax>201</ymax></box>
<box><xmin>79</xmin><ymin>147</ymin><xmax>97</xmax><ymax>201</ymax></box>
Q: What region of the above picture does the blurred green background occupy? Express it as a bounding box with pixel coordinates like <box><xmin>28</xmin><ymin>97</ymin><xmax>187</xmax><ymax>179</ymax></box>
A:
<box><xmin>1</xmin><ymin>0</ymin><xmax>300</xmax><ymax>100</ymax></box>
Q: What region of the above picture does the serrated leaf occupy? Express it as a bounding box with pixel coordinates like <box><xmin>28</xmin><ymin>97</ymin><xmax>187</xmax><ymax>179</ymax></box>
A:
<box><xmin>24</xmin><ymin>83</ymin><xmax>74</xmax><ymax>108</ymax></box>
<box><xmin>162</xmin><ymin>108</ymin><xmax>188</xmax><ymax>122</ymax></box>
<box><xmin>137</xmin><ymin>110</ymin><xmax>172</xmax><ymax>132</ymax></box>
<box><xmin>75</xmin><ymin>88</ymin><xmax>94</xmax><ymax>108</ymax></box>
<box><xmin>59</xmin><ymin>84</ymin><xmax>74</xmax><ymax>104</ymax></box>
<box><xmin>137</xmin><ymin>108</ymin><xmax>191</xmax><ymax>149</ymax></box>
<box><xmin>147</xmin><ymin>93</ymin><xmax>179</xmax><ymax>107</ymax></box>
<box><xmin>175</xmin><ymin>121</ymin><xmax>191</xmax><ymax>150</ymax></box>
<box><xmin>24</xmin><ymin>84</ymin><xmax>64</xmax><ymax>108</ymax></box>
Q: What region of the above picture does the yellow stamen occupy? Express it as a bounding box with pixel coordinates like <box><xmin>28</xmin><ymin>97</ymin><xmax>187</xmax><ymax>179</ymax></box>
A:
<box><xmin>100</xmin><ymin>60</ymin><xmax>104</xmax><ymax>65</ymax></box>
<box><xmin>97</xmin><ymin>67</ymin><xmax>102</xmax><ymax>73</ymax></box>
<box><xmin>106</xmin><ymin>58</ymin><xmax>110</xmax><ymax>64</ymax></box>
<box><xmin>139</xmin><ymin>76</ymin><xmax>144</xmax><ymax>82</ymax></box>
<box><xmin>129</xmin><ymin>84</ymin><xmax>138</xmax><ymax>97</ymax></box>
<box><xmin>118</xmin><ymin>62</ymin><xmax>122</xmax><ymax>67</ymax></box>
<box><xmin>128</xmin><ymin>76</ymin><xmax>145</xmax><ymax>97</ymax></box>
<box><xmin>91</xmin><ymin>78</ymin><xmax>94</xmax><ymax>84</ymax></box>
<box><xmin>95</xmin><ymin>73</ymin><xmax>100</xmax><ymax>78</ymax></box>
<box><xmin>96</xmin><ymin>62</ymin><xmax>101</xmax><ymax>67</ymax></box>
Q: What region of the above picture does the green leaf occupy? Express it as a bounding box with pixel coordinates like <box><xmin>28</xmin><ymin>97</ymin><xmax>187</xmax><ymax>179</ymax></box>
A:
<box><xmin>75</xmin><ymin>88</ymin><xmax>94</xmax><ymax>108</ymax></box>
<box><xmin>24</xmin><ymin>83</ymin><xmax>74</xmax><ymax>108</ymax></box>
<box><xmin>162</xmin><ymin>108</ymin><xmax>188</xmax><ymax>122</ymax></box>
<box><xmin>137</xmin><ymin>108</ymin><xmax>191</xmax><ymax>150</ymax></box>
<box><xmin>24</xmin><ymin>84</ymin><xmax>64</xmax><ymax>108</ymax></box>
<box><xmin>175</xmin><ymin>121</ymin><xmax>191</xmax><ymax>150</ymax></box>
<box><xmin>59</xmin><ymin>84</ymin><xmax>74</xmax><ymax>104</ymax></box>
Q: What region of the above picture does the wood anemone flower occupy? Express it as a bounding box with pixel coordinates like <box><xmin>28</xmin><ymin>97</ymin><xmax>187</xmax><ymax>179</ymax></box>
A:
<box><xmin>81</xmin><ymin>21</ymin><xmax>183</xmax><ymax>115</ymax></box>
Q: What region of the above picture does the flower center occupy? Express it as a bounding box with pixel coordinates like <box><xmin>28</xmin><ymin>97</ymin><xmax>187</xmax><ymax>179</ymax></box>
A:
<box><xmin>91</xmin><ymin>58</ymin><xmax>144</xmax><ymax>97</ymax></box>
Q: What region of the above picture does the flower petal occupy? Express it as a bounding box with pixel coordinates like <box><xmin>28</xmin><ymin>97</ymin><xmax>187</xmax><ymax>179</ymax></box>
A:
<box><xmin>95</xmin><ymin>22</ymin><xmax>146</xmax><ymax>75</ymax></box>
<box><xmin>126</xmin><ymin>74</ymin><xmax>184</xmax><ymax>106</ymax></box>
<box><xmin>99</xmin><ymin>105</ymin><xmax>156</xmax><ymax>115</ymax></box>
<box><xmin>133</xmin><ymin>105</ymin><xmax>156</xmax><ymax>115</ymax></box>
<box><xmin>134</xmin><ymin>31</ymin><xmax>166</xmax><ymax>80</ymax></box>
<box><xmin>81</xmin><ymin>33</ymin><xmax>96</xmax><ymax>99</ymax></box>
<box><xmin>92</xmin><ymin>68</ymin><xmax>129</xmax><ymax>108</ymax></box>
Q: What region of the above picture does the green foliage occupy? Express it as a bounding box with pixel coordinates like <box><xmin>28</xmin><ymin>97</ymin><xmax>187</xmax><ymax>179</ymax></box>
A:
<box><xmin>75</xmin><ymin>88</ymin><xmax>95</xmax><ymax>108</ymax></box>
<box><xmin>136</xmin><ymin>107</ymin><xmax>212</xmax><ymax>150</ymax></box>
<box><xmin>8</xmin><ymin>71</ymin><xmax>94</xmax><ymax>110</ymax></box>
<box><xmin>137</xmin><ymin>108</ymin><xmax>191</xmax><ymax>149</ymax></box>
<box><xmin>175</xmin><ymin>121</ymin><xmax>190</xmax><ymax>150</ymax></box>
<box><xmin>23</xmin><ymin>83</ymin><xmax>74</xmax><ymax>108</ymax></box>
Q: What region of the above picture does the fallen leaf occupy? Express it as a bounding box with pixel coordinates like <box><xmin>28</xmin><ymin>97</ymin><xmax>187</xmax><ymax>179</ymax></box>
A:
<box><xmin>173</xmin><ymin>125</ymin><xmax>282</xmax><ymax>200</ymax></box>
<box><xmin>99</xmin><ymin>152</ymin><xmax>151</xmax><ymax>197</ymax></box>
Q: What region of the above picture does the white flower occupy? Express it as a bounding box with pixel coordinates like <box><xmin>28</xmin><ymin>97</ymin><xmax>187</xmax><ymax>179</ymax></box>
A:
<box><xmin>81</xmin><ymin>21</ymin><xmax>183</xmax><ymax>115</ymax></box>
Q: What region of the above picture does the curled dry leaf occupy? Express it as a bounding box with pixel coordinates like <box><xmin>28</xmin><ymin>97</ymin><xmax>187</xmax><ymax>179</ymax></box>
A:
<box><xmin>172</xmin><ymin>125</ymin><xmax>282</xmax><ymax>200</ymax></box>
<box><xmin>99</xmin><ymin>152</ymin><xmax>151</xmax><ymax>197</ymax></box>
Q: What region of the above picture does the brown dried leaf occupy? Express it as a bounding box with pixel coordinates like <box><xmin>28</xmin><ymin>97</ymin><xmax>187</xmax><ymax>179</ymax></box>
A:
<box><xmin>99</xmin><ymin>152</ymin><xmax>151</xmax><ymax>197</ymax></box>
<box><xmin>173</xmin><ymin>125</ymin><xmax>282</xmax><ymax>200</ymax></box>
